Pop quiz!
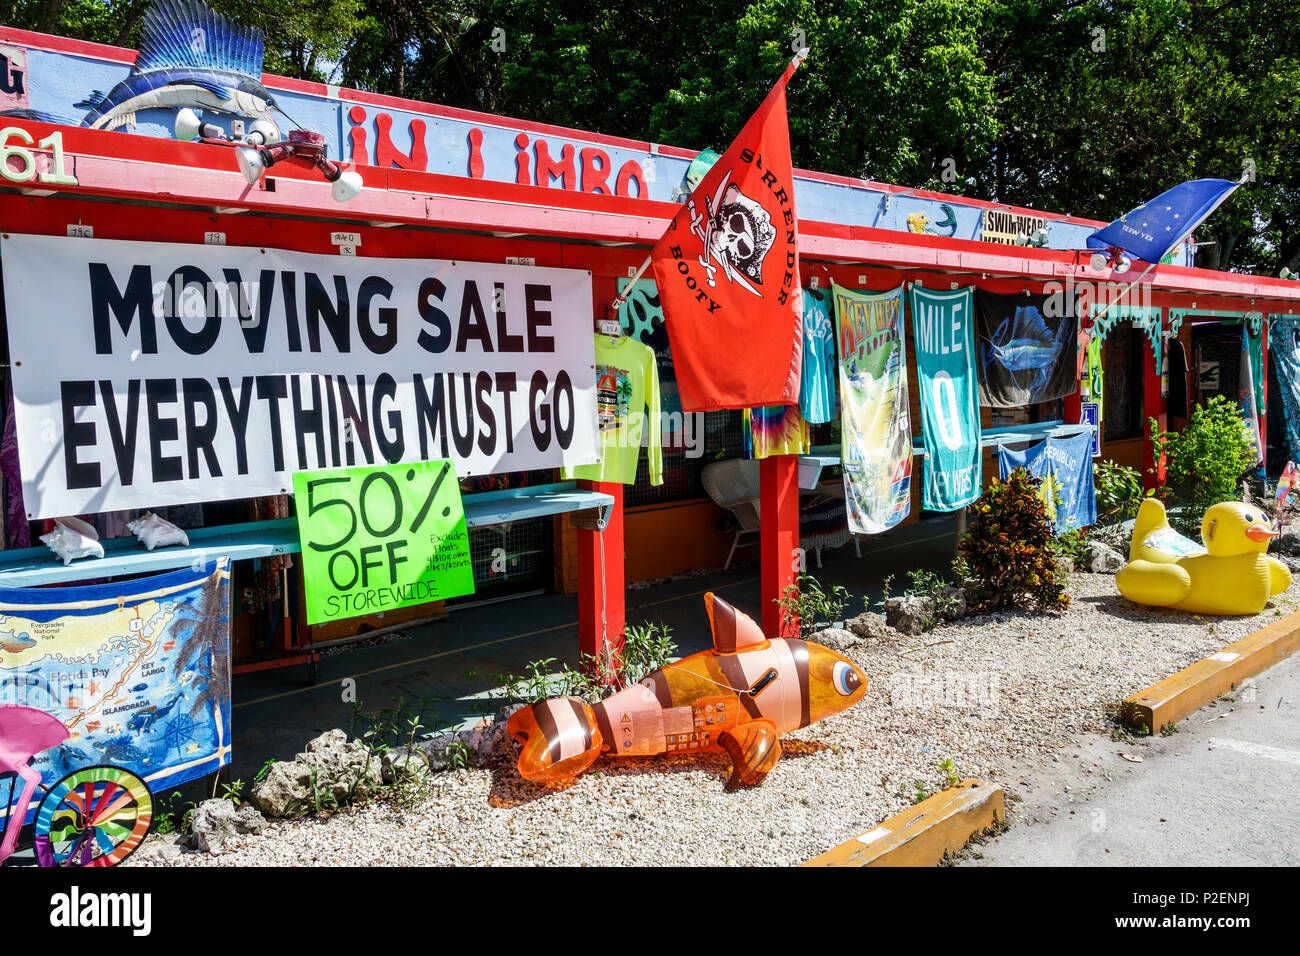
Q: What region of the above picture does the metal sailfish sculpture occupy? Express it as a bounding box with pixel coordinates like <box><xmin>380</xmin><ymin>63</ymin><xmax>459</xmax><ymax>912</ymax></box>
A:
<box><xmin>508</xmin><ymin>593</ymin><xmax>868</xmax><ymax>791</ymax></box>
<box><xmin>4</xmin><ymin>0</ymin><xmax>278</xmax><ymax>131</ymax></box>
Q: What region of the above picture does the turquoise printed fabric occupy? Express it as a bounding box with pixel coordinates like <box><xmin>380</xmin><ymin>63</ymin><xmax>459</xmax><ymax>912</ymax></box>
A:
<box><xmin>910</xmin><ymin>285</ymin><xmax>980</xmax><ymax>511</ymax></box>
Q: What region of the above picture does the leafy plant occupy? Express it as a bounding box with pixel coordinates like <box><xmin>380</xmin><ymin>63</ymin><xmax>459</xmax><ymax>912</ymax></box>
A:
<box><xmin>502</xmin><ymin>622</ymin><xmax>678</xmax><ymax>706</ymax></box>
<box><xmin>938</xmin><ymin>758</ymin><xmax>960</xmax><ymax>788</ymax></box>
<box><xmin>1149</xmin><ymin>395</ymin><xmax>1259</xmax><ymax>533</ymax></box>
<box><xmin>1050</xmin><ymin>527</ymin><xmax>1087</xmax><ymax>565</ymax></box>
<box><xmin>1094</xmin><ymin>459</ymin><xmax>1145</xmax><ymax>527</ymax></box>
<box><xmin>959</xmin><ymin>468</ymin><xmax>1070</xmax><ymax>613</ymax></box>
<box><xmin>775</xmin><ymin>574</ymin><xmax>850</xmax><ymax>638</ymax></box>
<box><xmin>444</xmin><ymin>739</ymin><xmax>471</xmax><ymax>770</ymax></box>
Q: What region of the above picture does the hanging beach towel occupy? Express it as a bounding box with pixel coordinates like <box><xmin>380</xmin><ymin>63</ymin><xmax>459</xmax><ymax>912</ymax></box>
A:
<box><xmin>975</xmin><ymin>290</ymin><xmax>1077</xmax><ymax>406</ymax></box>
<box><xmin>831</xmin><ymin>283</ymin><xmax>912</xmax><ymax>533</ymax></box>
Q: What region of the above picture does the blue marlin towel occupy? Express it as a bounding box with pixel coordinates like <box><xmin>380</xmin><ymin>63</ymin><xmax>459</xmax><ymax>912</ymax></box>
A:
<box><xmin>997</xmin><ymin>431</ymin><xmax>1097</xmax><ymax>532</ymax></box>
<box><xmin>975</xmin><ymin>290</ymin><xmax>1077</xmax><ymax>407</ymax></box>
<box><xmin>910</xmin><ymin>284</ymin><xmax>980</xmax><ymax>511</ymax></box>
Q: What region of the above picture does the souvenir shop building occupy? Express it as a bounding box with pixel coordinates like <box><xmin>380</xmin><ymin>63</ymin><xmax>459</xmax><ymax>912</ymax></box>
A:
<box><xmin>2</xmin><ymin>22</ymin><xmax>1299</xmax><ymax>674</ymax></box>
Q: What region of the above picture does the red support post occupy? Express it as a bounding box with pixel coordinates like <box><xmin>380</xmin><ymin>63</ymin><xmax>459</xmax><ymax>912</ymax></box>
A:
<box><xmin>576</xmin><ymin>480</ymin><xmax>625</xmax><ymax>678</ymax></box>
<box><xmin>760</xmin><ymin>454</ymin><xmax>800</xmax><ymax>638</ymax></box>
<box><xmin>1142</xmin><ymin>333</ymin><xmax>1168</xmax><ymax>490</ymax></box>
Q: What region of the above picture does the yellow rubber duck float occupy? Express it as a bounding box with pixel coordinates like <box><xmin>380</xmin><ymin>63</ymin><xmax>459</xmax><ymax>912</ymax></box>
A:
<box><xmin>1115</xmin><ymin>499</ymin><xmax>1291</xmax><ymax>615</ymax></box>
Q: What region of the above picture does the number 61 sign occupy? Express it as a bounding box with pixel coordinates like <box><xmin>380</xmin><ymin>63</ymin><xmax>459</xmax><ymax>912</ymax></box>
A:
<box><xmin>292</xmin><ymin>460</ymin><xmax>475</xmax><ymax>624</ymax></box>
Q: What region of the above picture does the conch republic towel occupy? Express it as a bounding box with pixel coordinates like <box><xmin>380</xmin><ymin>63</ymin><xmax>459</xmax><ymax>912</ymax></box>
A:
<box><xmin>832</xmin><ymin>283</ymin><xmax>912</xmax><ymax>534</ymax></box>
<box><xmin>649</xmin><ymin>55</ymin><xmax>805</xmax><ymax>412</ymax></box>
<box><xmin>910</xmin><ymin>284</ymin><xmax>980</xmax><ymax>511</ymax></box>
<box><xmin>997</xmin><ymin>431</ymin><xmax>1098</xmax><ymax>532</ymax></box>
<box><xmin>1271</xmin><ymin>316</ymin><xmax>1300</xmax><ymax>464</ymax></box>
<box><xmin>0</xmin><ymin>560</ymin><xmax>232</xmax><ymax>823</ymax></box>
<box><xmin>975</xmin><ymin>290</ymin><xmax>1077</xmax><ymax>407</ymax></box>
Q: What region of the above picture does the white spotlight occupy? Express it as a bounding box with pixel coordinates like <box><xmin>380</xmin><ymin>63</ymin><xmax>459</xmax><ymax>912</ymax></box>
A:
<box><xmin>235</xmin><ymin>147</ymin><xmax>268</xmax><ymax>184</ymax></box>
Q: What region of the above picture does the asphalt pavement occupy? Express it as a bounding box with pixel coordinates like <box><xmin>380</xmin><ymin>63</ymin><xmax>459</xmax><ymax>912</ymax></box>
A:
<box><xmin>963</xmin><ymin>651</ymin><xmax>1300</xmax><ymax>866</ymax></box>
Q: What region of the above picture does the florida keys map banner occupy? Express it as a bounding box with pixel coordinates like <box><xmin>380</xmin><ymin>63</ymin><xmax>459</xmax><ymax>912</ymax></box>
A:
<box><xmin>0</xmin><ymin>560</ymin><xmax>232</xmax><ymax>816</ymax></box>
<box><xmin>911</xmin><ymin>284</ymin><xmax>981</xmax><ymax>511</ymax></box>
<box><xmin>832</xmin><ymin>283</ymin><xmax>912</xmax><ymax>533</ymax></box>
<box><xmin>1</xmin><ymin>234</ymin><xmax>598</xmax><ymax>519</ymax></box>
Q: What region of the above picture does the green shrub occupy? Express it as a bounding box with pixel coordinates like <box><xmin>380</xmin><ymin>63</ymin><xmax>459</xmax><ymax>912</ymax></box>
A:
<box><xmin>1093</xmin><ymin>459</ymin><xmax>1145</xmax><ymax>526</ymax></box>
<box><xmin>1150</xmin><ymin>395</ymin><xmax>1258</xmax><ymax>532</ymax></box>
<box><xmin>959</xmin><ymin>468</ymin><xmax>1070</xmax><ymax>613</ymax></box>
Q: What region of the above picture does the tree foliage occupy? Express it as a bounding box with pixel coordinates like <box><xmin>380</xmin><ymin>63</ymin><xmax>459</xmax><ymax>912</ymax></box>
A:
<box><xmin>7</xmin><ymin>0</ymin><xmax>1299</xmax><ymax>272</ymax></box>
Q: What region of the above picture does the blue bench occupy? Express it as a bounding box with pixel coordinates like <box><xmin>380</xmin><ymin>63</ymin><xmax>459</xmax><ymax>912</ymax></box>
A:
<box><xmin>0</xmin><ymin>481</ymin><xmax>614</xmax><ymax>589</ymax></box>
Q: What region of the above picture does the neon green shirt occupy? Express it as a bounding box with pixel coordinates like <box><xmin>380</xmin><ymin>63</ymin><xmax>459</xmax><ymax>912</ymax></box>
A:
<box><xmin>564</xmin><ymin>335</ymin><xmax>662</xmax><ymax>486</ymax></box>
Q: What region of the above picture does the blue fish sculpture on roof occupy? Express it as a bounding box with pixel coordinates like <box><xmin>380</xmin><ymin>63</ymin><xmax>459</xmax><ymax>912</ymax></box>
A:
<box><xmin>4</xmin><ymin>0</ymin><xmax>277</xmax><ymax>131</ymax></box>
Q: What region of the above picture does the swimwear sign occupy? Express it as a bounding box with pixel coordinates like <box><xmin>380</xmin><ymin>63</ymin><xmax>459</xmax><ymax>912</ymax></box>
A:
<box><xmin>293</xmin><ymin>460</ymin><xmax>474</xmax><ymax>624</ymax></box>
<box><xmin>0</xmin><ymin>234</ymin><xmax>598</xmax><ymax>518</ymax></box>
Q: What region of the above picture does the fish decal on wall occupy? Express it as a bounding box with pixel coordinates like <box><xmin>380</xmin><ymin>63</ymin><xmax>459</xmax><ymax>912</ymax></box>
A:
<box><xmin>2</xmin><ymin>0</ymin><xmax>279</xmax><ymax>133</ymax></box>
<box><xmin>508</xmin><ymin>593</ymin><xmax>868</xmax><ymax>791</ymax></box>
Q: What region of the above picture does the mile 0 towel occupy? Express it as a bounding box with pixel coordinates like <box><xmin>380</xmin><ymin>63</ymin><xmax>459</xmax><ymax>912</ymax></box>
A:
<box><xmin>975</xmin><ymin>289</ymin><xmax>1077</xmax><ymax>407</ymax></box>
<box><xmin>911</xmin><ymin>284</ymin><xmax>980</xmax><ymax>511</ymax></box>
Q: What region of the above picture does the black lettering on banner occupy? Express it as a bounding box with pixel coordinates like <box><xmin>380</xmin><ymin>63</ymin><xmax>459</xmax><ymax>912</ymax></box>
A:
<box><xmin>99</xmin><ymin>379</ymin><xmax>140</xmax><ymax>484</ymax></box>
<box><xmin>162</xmin><ymin>266</ymin><xmax>221</xmax><ymax>355</ymax></box>
<box><xmin>493</xmin><ymin>281</ymin><xmax>523</xmax><ymax>353</ymax></box>
<box><xmin>495</xmin><ymin>371</ymin><xmax>517</xmax><ymax>454</ymax></box>
<box><xmin>475</xmin><ymin>370</ymin><xmax>496</xmax><ymax>455</ymax></box>
<box><xmin>145</xmin><ymin>379</ymin><xmax>183</xmax><ymax>483</ymax></box>
<box><xmin>61</xmin><ymin>379</ymin><xmax>100</xmax><ymax>489</ymax></box>
<box><xmin>181</xmin><ymin>377</ymin><xmax>221</xmax><ymax>478</ymax></box>
<box><xmin>240</xmin><ymin>269</ymin><xmax>278</xmax><ymax>353</ymax></box>
<box><xmin>218</xmin><ymin>376</ymin><xmax>255</xmax><ymax>475</ymax></box>
<box><xmin>255</xmin><ymin>375</ymin><xmax>289</xmax><ymax>471</ymax></box>
<box><xmin>457</xmin><ymin>281</ymin><xmax>493</xmax><ymax>352</ymax></box>
<box><xmin>525</xmin><ymin>284</ymin><xmax>554</xmax><ymax>352</ymax></box>
<box><xmin>290</xmin><ymin>374</ymin><xmax>327</xmax><ymax>470</ymax></box>
<box><xmin>372</xmin><ymin>372</ymin><xmax>404</xmax><ymax>462</ymax></box>
<box><xmin>529</xmin><ymin>370</ymin><xmax>551</xmax><ymax>450</ymax></box>
<box><xmin>554</xmin><ymin>369</ymin><xmax>574</xmax><ymax>449</ymax></box>
<box><xmin>336</xmin><ymin>375</ymin><xmax>375</xmax><ymax>465</ymax></box>
<box><xmin>413</xmin><ymin>373</ymin><xmax>450</xmax><ymax>460</ymax></box>
<box><xmin>357</xmin><ymin>276</ymin><xmax>398</xmax><ymax>354</ymax></box>
<box><xmin>416</xmin><ymin>277</ymin><xmax>450</xmax><ymax>353</ymax></box>
<box><xmin>448</xmin><ymin>372</ymin><xmax>475</xmax><ymax>458</ymax></box>
<box><xmin>89</xmin><ymin>262</ymin><xmax>156</xmax><ymax>355</ymax></box>
<box><xmin>280</xmin><ymin>272</ymin><xmax>303</xmax><ymax>352</ymax></box>
<box><xmin>323</xmin><ymin>374</ymin><xmax>341</xmax><ymax>467</ymax></box>
<box><xmin>305</xmin><ymin>273</ymin><xmax>350</xmax><ymax>353</ymax></box>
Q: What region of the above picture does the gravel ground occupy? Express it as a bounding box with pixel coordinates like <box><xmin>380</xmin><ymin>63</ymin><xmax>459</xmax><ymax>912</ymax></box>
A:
<box><xmin>130</xmin><ymin>573</ymin><xmax>1297</xmax><ymax>867</ymax></box>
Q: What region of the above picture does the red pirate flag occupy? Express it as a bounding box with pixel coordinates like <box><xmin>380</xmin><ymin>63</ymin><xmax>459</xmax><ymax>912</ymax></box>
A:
<box><xmin>649</xmin><ymin>54</ymin><xmax>805</xmax><ymax>412</ymax></box>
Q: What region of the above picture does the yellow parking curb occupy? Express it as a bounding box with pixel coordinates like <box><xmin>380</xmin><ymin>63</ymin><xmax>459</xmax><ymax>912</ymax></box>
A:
<box><xmin>1123</xmin><ymin>609</ymin><xmax>1300</xmax><ymax>735</ymax></box>
<box><xmin>803</xmin><ymin>779</ymin><xmax>1004</xmax><ymax>867</ymax></box>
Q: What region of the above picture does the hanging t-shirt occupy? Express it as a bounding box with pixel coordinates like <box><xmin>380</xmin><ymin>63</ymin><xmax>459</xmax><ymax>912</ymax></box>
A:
<box><xmin>744</xmin><ymin>405</ymin><xmax>810</xmax><ymax>459</ymax></box>
<box><xmin>1084</xmin><ymin>333</ymin><xmax>1104</xmax><ymax>429</ymax></box>
<box><xmin>563</xmin><ymin>335</ymin><xmax>662</xmax><ymax>486</ymax></box>
<box><xmin>800</xmin><ymin>288</ymin><xmax>837</xmax><ymax>424</ymax></box>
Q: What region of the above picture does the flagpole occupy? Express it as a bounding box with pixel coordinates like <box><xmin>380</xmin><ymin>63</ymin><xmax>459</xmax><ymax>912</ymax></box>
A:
<box><xmin>608</xmin><ymin>255</ymin><xmax>653</xmax><ymax>316</ymax></box>
<box><xmin>1089</xmin><ymin>173</ymin><xmax>1247</xmax><ymax>325</ymax></box>
<box><xmin>605</xmin><ymin>48</ymin><xmax>810</xmax><ymax>318</ymax></box>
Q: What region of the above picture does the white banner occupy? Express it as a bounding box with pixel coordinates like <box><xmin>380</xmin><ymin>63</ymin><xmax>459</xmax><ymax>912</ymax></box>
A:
<box><xmin>2</xmin><ymin>235</ymin><xmax>598</xmax><ymax>519</ymax></box>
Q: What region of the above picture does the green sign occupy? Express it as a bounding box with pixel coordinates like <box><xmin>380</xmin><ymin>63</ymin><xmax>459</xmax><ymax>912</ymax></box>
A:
<box><xmin>293</xmin><ymin>460</ymin><xmax>474</xmax><ymax>624</ymax></box>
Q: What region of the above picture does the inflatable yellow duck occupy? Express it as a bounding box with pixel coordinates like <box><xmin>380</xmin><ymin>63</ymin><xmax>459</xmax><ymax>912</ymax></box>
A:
<box><xmin>1115</xmin><ymin>499</ymin><xmax>1291</xmax><ymax>615</ymax></box>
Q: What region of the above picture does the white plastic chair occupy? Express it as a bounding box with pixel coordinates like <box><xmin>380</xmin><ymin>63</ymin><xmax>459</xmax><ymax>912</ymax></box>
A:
<box><xmin>701</xmin><ymin>459</ymin><xmax>762</xmax><ymax>570</ymax></box>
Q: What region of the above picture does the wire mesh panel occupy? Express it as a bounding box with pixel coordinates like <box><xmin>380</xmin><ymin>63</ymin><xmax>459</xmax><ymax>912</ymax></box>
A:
<box><xmin>467</xmin><ymin>517</ymin><xmax>548</xmax><ymax>587</ymax></box>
